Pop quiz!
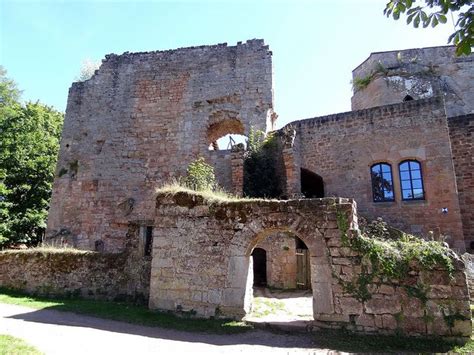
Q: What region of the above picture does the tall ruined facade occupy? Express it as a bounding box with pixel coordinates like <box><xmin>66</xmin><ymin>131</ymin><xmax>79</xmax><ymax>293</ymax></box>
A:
<box><xmin>46</xmin><ymin>40</ymin><xmax>273</xmax><ymax>251</ymax></box>
<box><xmin>47</xmin><ymin>42</ymin><xmax>473</xmax><ymax>253</ymax></box>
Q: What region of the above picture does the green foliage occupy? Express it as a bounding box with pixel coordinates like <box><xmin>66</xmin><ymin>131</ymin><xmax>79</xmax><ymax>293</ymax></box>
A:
<box><xmin>0</xmin><ymin>334</ymin><xmax>42</xmax><ymax>355</ymax></box>
<box><xmin>384</xmin><ymin>0</ymin><xmax>473</xmax><ymax>56</ymax></box>
<box><xmin>182</xmin><ymin>157</ymin><xmax>217</xmax><ymax>191</ymax></box>
<box><xmin>404</xmin><ymin>283</ymin><xmax>429</xmax><ymax>304</ymax></box>
<box><xmin>351</xmin><ymin>62</ymin><xmax>388</xmax><ymax>92</ymax></box>
<box><xmin>0</xmin><ymin>68</ymin><xmax>64</xmax><ymax>247</ymax></box>
<box><xmin>336</xmin><ymin>212</ymin><xmax>455</xmax><ymax>302</ymax></box>
<box><xmin>243</xmin><ymin>128</ymin><xmax>281</xmax><ymax>198</ymax></box>
<box><xmin>310</xmin><ymin>328</ymin><xmax>460</xmax><ymax>353</ymax></box>
<box><xmin>443</xmin><ymin>312</ymin><xmax>470</xmax><ymax>328</ymax></box>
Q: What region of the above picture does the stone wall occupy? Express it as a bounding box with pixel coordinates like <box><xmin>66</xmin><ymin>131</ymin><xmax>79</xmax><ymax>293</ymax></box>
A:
<box><xmin>0</xmin><ymin>224</ymin><xmax>151</xmax><ymax>303</ymax></box>
<box><xmin>208</xmin><ymin>150</ymin><xmax>232</xmax><ymax>190</ymax></box>
<box><xmin>46</xmin><ymin>39</ymin><xmax>273</xmax><ymax>252</ymax></box>
<box><xmin>462</xmin><ymin>254</ymin><xmax>474</xmax><ymax>304</ymax></box>
<box><xmin>149</xmin><ymin>191</ymin><xmax>471</xmax><ymax>338</ymax></box>
<box><xmin>281</xmin><ymin>97</ymin><xmax>465</xmax><ymax>251</ymax></box>
<box><xmin>256</xmin><ymin>232</ymin><xmax>297</xmax><ymax>289</ymax></box>
<box><xmin>351</xmin><ymin>46</ymin><xmax>474</xmax><ymax>118</ymax></box>
<box><xmin>448</xmin><ymin>114</ymin><xmax>474</xmax><ymax>252</ymax></box>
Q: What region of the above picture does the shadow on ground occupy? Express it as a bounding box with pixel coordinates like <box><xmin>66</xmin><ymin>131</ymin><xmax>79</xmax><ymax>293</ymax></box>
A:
<box><xmin>6</xmin><ymin>306</ymin><xmax>462</xmax><ymax>353</ymax></box>
<box><xmin>6</xmin><ymin>306</ymin><xmax>318</xmax><ymax>349</ymax></box>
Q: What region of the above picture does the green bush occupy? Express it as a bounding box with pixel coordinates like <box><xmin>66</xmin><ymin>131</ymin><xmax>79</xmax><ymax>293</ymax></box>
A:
<box><xmin>243</xmin><ymin>128</ymin><xmax>282</xmax><ymax>198</ymax></box>
<box><xmin>183</xmin><ymin>157</ymin><xmax>217</xmax><ymax>191</ymax></box>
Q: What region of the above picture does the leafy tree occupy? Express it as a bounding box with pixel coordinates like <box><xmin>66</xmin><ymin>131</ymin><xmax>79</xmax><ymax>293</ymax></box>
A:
<box><xmin>0</xmin><ymin>67</ymin><xmax>64</xmax><ymax>247</ymax></box>
<box><xmin>384</xmin><ymin>0</ymin><xmax>473</xmax><ymax>55</ymax></box>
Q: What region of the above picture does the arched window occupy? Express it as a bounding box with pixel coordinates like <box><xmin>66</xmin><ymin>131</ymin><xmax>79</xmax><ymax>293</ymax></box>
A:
<box><xmin>399</xmin><ymin>160</ymin><xmax>425</xmax><ymax>200</ymax></box>
<box><xmin>370</xmin><ymin>163</ymin><xmax>395</xmax><ymax>202</ymax></box>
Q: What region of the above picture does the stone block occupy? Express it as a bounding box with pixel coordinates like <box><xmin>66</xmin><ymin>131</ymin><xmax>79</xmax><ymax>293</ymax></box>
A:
<box><xmin>338</xmin><ymin>297</ymin><xmax>363</xmax><ymax>314</ymax></box>
<box><xmin>313</xmin><ymin>282</ymin><xmax>334</xmax><ymax>314</ymax></box>
<box><xmin>452</xmin><ymin>319</ymin><xmax>473</xmax><ymax>337</ymax></box>
<box><xmin>356</xmin><ymin>314</ymin><xmax>375</xmax><ymax>327</ymax></box>
<box><xmin>365</xmin><ymin>297</ymin><xmax>401</xmax><ymax>314</ymax></box>
<box><xmin>223</xmin><ymin>288</ymin><xmax>246</xmax><ymax>309</ymax></box>
<box><xmin>382</xmin><ymin>314</ymin><xmax>398</xmax><ymax>330</ymax></box>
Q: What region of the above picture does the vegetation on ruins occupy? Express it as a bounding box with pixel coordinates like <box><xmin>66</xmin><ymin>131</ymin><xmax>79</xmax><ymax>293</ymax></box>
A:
<box><xmin>335</xmin><ymin>213</ymin><xmax>455</xmax><ymax>302</ymax></box>
<box><xmin>384</xmin><ymin>0</ymin><xmax>473</xmax><ymax>55</ymax></box>
<box><xmin>243</xmin><ymin>128</ymin><xmax>282</xmax><ymax>198</ymax></box>
<box><xmin>0</xmin><ymin>67</ymin><xmax>64</xmax><ymax>247</ymax></box>
<box><xmin>351</xmin><ymin>62</ymin><xmax>389</xmax><ymax>92</ymax></box>
<box><xmin>182</xmin><ymin>157</ymin><xmax>217</xmax><ymax>191</ymax></box>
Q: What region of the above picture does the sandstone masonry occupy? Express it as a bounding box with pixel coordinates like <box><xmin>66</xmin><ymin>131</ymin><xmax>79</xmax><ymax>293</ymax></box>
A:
<box><xmin>46</xmin><ymin>39</ymin><xmax>273</xmax><ymax>252</ymax></box>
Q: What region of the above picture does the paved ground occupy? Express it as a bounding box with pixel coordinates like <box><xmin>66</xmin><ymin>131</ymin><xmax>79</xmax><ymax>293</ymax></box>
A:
<box><xmin>246</xmin><ymin>287</ymin><xmax>313</xmax><ymax>323</ymax></box>
<box><xmin>0</xmin><ymin>303</ymin><xmax>343</xmax><ymax>355</ymax></box>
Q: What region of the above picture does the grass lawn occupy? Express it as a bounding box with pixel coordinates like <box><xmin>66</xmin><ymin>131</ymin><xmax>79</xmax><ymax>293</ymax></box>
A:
<box><xmin>0</xmin><ymin>288</ymin><xmax>251</xmax><ymax>334</ymax></box>
<box><xmin>0</xmin><ymin>334</ymin><xmax>42</xmax><ymax>355</ymax></box>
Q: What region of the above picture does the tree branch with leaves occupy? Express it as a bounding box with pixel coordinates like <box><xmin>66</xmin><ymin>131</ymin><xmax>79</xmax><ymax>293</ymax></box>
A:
<box><xmin>384</xmin><ymin>0</ymin><xmax>473</xmax><ymax>55</ymax></box>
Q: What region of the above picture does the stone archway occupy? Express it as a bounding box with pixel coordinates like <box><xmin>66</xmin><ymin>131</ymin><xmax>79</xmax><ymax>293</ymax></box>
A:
<box><xmin>149</xmin><ymin>191</ymin><xmax>471</xmax><ymax>338</ymax></box>
<box><xmin>149</xmin><ymin>192</ymin><xmax>350</xmax><ymax>320</ymax></box>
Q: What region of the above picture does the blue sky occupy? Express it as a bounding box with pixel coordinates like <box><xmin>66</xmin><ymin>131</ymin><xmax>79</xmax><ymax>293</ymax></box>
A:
<box><xmin>1</xmin><ymin>0</ymin><xmax>455</xmax><ymax>128</ymax></box>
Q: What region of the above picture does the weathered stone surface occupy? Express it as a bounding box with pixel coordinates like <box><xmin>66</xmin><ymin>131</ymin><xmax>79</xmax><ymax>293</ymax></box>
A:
<box><xmin>0</xmin><ymin>225</ymin><xmax>150</xmax><ymax>303</ymax></box>
<box><xmin>283</xmin><ymin>97</ymin><xmax>466</xmax><ymax>251</ymax></box>
<box><xmin>46</xmin><ymin>40</ymin><xmax>273</xmax><ymax>252</ymax></box>
<box><xmin>365</xmin><ymin>297</ymin><xmax>401</xmax><ymax>314</ymax></box>
<box><xmin>337</xmin><ymin>297</ymin><xmax>362</xmax><ymax>314</ymax></box>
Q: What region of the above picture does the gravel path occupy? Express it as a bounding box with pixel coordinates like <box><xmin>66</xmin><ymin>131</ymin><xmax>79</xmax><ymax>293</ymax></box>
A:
<box><xmin>0</xmin><ymin>303</ymin><xmax>342</xmax><ymax>355</ymax></box>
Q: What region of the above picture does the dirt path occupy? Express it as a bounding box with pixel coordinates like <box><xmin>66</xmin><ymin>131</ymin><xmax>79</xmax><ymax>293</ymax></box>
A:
<box><xmin>0</xmin><ymin>303</ymin><xmax>342</xmax><ymax>355</ymax></box>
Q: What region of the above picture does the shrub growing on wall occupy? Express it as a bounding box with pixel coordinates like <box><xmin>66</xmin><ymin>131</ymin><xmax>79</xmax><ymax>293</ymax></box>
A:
<box><xmin>243</xmin><ymin>129</ymin><xmax>282</xmax><ymax>198</ymax></box>
<box><xmin>183</xmin><ymin>157</ymin><xmax>217</xmax><ymax>191</ymax></box>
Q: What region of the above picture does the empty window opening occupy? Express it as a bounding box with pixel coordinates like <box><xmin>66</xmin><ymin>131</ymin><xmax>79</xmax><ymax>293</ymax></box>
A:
<box><xmin>252</xmin><ymin>248</ymin><xmax>267</xmax><ymax>287</ymax></box>
<box><xmin>301</xmin><ymin>168</ymin><xmax>324</xmax><ymax>198</ymax></box>
<box><xmin>208</xmin><ymin>134</ymin><xmax>247</xmax><ymax>151</ymax></box>
<box><xmin>371</xmin><ymin>163</ymin><xmax>395</xmax><ymax>202</ymax></box>
<box><xmin>144</xmin><ymin>226</ymin><xmax>153</xmax><ymax>256</ymax></box>
<box><xmin>399</xmin><ymin>160</ymin><xmax>425</xmax><ymax>200</ymax></box>
<box><xmin>207</xmin><ymin>117</ymin><xmax>245</xmax><ymax>151</ymax></box>
<box><xmin>403</xmin><ymin>95</ymin><xmax>414</xmax><ymax>101</ymax></box>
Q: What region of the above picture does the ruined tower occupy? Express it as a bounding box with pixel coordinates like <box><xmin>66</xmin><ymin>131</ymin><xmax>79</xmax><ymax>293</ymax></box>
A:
<box><xmin>46</xmin><ymin>39</ymin><xmax>274</xmax><ymax>251</ymax></box>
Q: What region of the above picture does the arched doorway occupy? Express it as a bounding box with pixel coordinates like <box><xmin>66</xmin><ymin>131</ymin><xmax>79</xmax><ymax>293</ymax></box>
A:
<box><xmin>300</xmin><ymin>168</ymin><xmax>324</xmax><ymax>198</ymax></box>
<box><xmin>246</xmin><ymin>230</ymin><xmax>314</xmax><ymax>322</ymax></box>
<box><xmin>251</xmin><ymin>248</ymin><xmax>267</xmax><ymax>286</ymax></box>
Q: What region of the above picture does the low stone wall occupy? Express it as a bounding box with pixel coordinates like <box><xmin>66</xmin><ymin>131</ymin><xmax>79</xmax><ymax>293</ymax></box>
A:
<box><xmin>0</xmin><ymin>225</ymin><xmax>151</xmax><ymax>304</ymax></box>
<box><xmin>150</xmin><ymin>191</ymin><xmax>472</xmax><ymax>339</ymax></box>
<box><xmin>462</xmin><ymin>253</ymin><xmax>474</xmax><ymax>304</ymax></box>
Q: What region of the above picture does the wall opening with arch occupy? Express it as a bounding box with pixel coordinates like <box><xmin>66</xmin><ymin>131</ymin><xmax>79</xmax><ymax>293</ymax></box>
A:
<box><xmin>246</xmin><ymin>231</ymin><xmax>313</xmax><ymax>322</ymax></box>
<box><xmin>301</xmin><ymin>168</ymin><xmax>324</xmax><ymax>198</ymax></box>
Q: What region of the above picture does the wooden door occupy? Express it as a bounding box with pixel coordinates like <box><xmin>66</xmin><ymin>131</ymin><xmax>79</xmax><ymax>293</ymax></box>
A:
<box><xmin>296</xmin><ymin>249</ymin><xmax>311</xmax><ymax>289</ymax></box>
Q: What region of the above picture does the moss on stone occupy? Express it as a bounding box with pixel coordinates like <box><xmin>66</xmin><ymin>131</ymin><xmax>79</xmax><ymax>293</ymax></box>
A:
<box><xmin>335</xmin><ymin>210</ymin><xmax>455</xmax><ymax>302</ymax></box>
